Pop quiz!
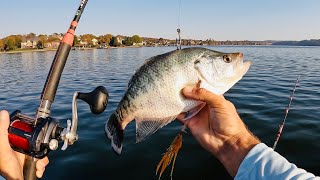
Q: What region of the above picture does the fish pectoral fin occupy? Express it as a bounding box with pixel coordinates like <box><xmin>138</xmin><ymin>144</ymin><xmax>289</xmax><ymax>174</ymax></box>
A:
<box><xmin>135</xmin><ymin>115</ymin><xmax>178</xmax><ymax>143</ymax></box>
<box><xmin>183</xmin><ymin>103</ymin><xmax>206</xmax><ymax>120</ymax></box>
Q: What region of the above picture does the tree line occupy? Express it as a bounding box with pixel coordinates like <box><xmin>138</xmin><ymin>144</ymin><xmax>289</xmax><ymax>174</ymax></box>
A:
<box><xmin>272</xmin><ymin>39</ymin><xmax>320</xmax><ymax>46</ymax></box>
<box><xmin>0</xmin><ymin>33</ymin><xmax>143</xmax><ymax>51</ymax></box>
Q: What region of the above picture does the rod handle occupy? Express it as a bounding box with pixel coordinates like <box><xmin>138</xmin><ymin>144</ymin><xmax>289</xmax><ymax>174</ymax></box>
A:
<box><xmin>23</xmin><ymin>156</ymin><xmax>38</xmax><ymax>180</ymax></box>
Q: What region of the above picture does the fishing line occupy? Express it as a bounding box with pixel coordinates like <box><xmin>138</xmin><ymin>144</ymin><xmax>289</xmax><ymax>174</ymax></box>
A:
<box><xmin>178</xmin><ymin>0</ymin><xmax>181</xmax><ymax>29</ymax></box>
<box><xmin>272</xmin><ymin>75</ymin><xmax>300</xmax><ymax>150</ymax></box>
<box><xmin>176</xmin><ymin>0</ymin><xmax>182</xmax><ymax>50</ymax></box>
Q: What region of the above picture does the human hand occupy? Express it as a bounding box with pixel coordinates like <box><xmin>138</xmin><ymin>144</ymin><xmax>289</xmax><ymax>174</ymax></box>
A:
<box><xmin>0</xmin><ymin>110</ymin><xmax>49</xmax><ymax>180</ymax></box>
<box><xmin>177</xmin><ymin>87</ymin><xmax>260</xmax><ymax>176</ymax></box>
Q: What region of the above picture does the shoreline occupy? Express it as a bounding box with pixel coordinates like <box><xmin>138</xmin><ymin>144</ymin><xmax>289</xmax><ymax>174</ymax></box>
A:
<box><xmin>0</xmin><ymin>46</ymin><xmax>145</xmax><ymax>55</ymax></box>
<box><xmin>0</xmin><ymin>48</ymin><xmax>58</xmax><ymax>55</ymax></box>
<box><xmin>1</xmin><ymin>44</ymin><xmax>318</xmax><ymax>55</ymax></box>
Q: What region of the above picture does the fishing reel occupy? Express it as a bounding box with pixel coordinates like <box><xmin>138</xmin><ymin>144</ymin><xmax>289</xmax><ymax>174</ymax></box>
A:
<box><xmin>8</xmin><ymin>86</ymin><xmax>108</xmax><ymax>158</ymax></box>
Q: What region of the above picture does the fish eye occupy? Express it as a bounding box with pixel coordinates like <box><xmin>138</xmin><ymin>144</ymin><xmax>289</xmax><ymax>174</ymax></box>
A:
<box><xmin>223</xmin><ymin>55</ymin><xmax>232</xmax><ymax>63</ymax></box>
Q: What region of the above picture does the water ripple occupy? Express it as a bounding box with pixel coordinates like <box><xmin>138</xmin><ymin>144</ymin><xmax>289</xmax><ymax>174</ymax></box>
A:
<box><xmin>1</xmin><ymin>46</ymin><xmax>319</xmax><ymax>179</ymax></box>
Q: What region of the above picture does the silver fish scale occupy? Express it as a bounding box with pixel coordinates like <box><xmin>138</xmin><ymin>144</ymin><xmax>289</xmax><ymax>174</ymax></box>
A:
<box><xmin>106</xmin><ymin>47</ymin><xmax>251</xmax><ymax>152</ymax></box>
<box><xmin>116</xmin><ymin>48</ymin><xmax>209</xmax><ymax>123</ymax></box>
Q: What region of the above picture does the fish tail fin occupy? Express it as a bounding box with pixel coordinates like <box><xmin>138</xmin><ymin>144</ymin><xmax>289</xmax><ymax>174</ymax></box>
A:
<box><xmin>105</xmin><ymin>113</ymin><xmax>124</xmax><ymax>155</ymax></box>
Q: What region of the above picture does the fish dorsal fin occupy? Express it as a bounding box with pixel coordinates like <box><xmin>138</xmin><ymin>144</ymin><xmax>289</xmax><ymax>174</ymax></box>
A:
<box><xmin>128</xmin><ymin>74</ymin><xmax>136</xmax><ymax>87</ymax></box>
<box><xmin>135</xmin><ymin>115</ymin><xmax>178</xmax><ymax>143</ymax></box>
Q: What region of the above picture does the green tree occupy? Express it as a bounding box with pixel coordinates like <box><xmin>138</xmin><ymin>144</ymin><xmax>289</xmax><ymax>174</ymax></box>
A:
<box><xmin>131</xmin><ymin>35</ymin><xmax>142</xmax><ymax>43</ymax></box>
<box><xmin>80</xmin><ymin>34</ymin><xmax>96</xmax><ymax>45</ymax></box>
<box><xmin>105</xmin><ymin>34</ymin><xmax>113</xmax><ymax>46</ymax></box>
<box><xmin>5</xmin><ymin>37</ymin><xmax>17</xmax><ymax>50</ymax></box>
<box><xmin>13</xmin><ymin>35</ymin><xmax>22</xmax><ymax>48</ymax></box>
<box><xmin>26</xmin><ymin>33</ymin><xmax>36</xmax><ymax>39</ymax></box>
<box><xmin>73</xmin><ymin>35</ymin><xmax>80</xmax><ymax>46</ymax></box>
<box><xmin>123</xmin><ymin>37</ymin><xmax>133</xmax><ymax>46</ymax></box>
<box><xmin>0</xmin><ymin>39</ymin><xmax>4</xmax><ymax>51</ymax></box>
<box><xmin>97</xmin><ymin>35</ymin><xmax>104</xmax><ymax>45</ymax></box>
<box><xmin>38</xmin><ymin>34</ymin><xmax>47</xmax><ymax>48</ymax></box>
<box><xmin>47</xmin><ymin>36</ymin><xmax>60</xmax><ymax>42</ymax></box>
<box><xmin>110</xmin><ymin>36</ymin><xmax>121</xmax><ymax>47</ymax></box>
<box><xmin>4</xmin><ymin>35</ymin><xmax>22</xmax><ymax>48</ymax></box>
<box><xmin>97</xmin><ymin>34</ymin><xmax>113</xmax><ymax>46</ymax></box>
<box><xmin>206</xmin><ymin>39</ymin><xmax>215</xmax><ymax>46</ymax></box>
<box><xmin>37</xmin><ymin>40</ymin><xmax>43</xmax><ymax>49</ymax></box>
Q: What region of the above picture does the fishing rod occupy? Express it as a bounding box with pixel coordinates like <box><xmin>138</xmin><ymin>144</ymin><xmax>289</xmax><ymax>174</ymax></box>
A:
<box><xmin>8</xmin><ymin>0</ymin><xmax>109</xmax><ymax>179</ymax></box>
<box><xmin>272</xmin><ymin>75</ymin><xmax>300</xmax><ymax>150</ymax></box>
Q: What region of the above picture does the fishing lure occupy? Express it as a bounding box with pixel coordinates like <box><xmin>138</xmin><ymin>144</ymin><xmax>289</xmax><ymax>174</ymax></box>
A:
<box><xmin>156</xmin><ymin>131</ymin><xmax>183</xmax><ymax>180</ymax></box>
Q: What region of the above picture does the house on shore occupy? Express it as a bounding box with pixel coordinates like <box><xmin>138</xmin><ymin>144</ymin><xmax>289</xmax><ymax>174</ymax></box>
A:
<box><xmin>72</xmin><ymin>40</ymin><xmax>88</xmax><ymax>49</ymax></box>
<box><xmin>133</xmin><ymin>41</ymin><xmax>146</xmax><ymax>46</ymax></box>
<box><xmin>116</xmin><ymin>35</ymin><xmax>123</xmax><ymax>45</ymax></box>
<box><xmin>21</xmin><ymin>37</ymin><xmax>39</xmax><ymax>49</ymax></box>
<box><xmin>45</xmin><ymin>41</ymin><xmax>60</xmax><ymax>48</ymax></box>
<box><xmin>45</xmin><ymin>35</ymin><xmax>62</xmax><ymax>48</ymax></box>
<box><xmin>92</xmin><ymin>38</ymin><xmax>98</xmax><ymax>46</ymax></box>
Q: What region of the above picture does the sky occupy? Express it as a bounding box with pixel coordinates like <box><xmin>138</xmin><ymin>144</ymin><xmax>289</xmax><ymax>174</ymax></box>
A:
<box><xmin>1</xmin><ymin>0</ymin><xmax>320</xmax><ymax>41</ymax></box>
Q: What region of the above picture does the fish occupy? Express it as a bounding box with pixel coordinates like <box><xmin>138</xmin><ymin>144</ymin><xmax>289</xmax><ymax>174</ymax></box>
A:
<box><xmin>105</xmin><ymin>47</ymin><xmax>251</xmax><ymax>155</ymax></box>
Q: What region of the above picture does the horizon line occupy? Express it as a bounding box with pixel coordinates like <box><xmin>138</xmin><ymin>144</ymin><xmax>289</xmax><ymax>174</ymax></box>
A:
<box><xmin>1</xmin><ymin>32</ymin><xmax>318</xmax><ymax>42</ymax></box>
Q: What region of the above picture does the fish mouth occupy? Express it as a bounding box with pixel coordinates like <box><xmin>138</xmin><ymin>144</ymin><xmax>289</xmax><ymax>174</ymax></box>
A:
<box><xmin>235</xmin><ymin>60</ymin><xmax>252</xmax><ymax>77</ymax></box>
<box><xmin>198</xmin><ymin>59</ymin><xmax>251</xmax><ymax>95</ymax></box>
<box><xmin>216</xmin><ymin>60</ymin><xmax>251</xmax><ymax>89</ymax></box>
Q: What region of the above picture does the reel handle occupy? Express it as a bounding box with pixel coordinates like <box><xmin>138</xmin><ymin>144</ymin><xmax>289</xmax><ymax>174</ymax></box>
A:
<box><xmin>77</xmin><ymin>86</ymin><xmax>109</xmax><ymax>114</ymax></box>
<box><xmin>23</xmin><ymin>156</ymin><xmax>37</xmax><ymax>180</ymax></box>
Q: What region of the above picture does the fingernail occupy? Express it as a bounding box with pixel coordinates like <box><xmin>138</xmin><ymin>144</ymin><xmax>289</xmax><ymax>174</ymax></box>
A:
<box><xmin>183</xmin><ymin>86</ymin><xmax>193</xmax><ymax>95</ymax></box>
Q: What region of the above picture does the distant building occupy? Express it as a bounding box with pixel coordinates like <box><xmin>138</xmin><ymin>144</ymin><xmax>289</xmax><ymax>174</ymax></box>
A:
<box><xmin>92</xmin><ymin>38</ymin><xmax>98</xmax><ymax>46</ymax></box>
<box><xmin>43</xmin><ymin>35</ymin><xmax>62</xmax><ymax>48</ymax></box>
<box><xmin>115</xmin><ymin>35</ymin><xmax>123</xmax><ymax>45</ymax></box>
<box><xmin>79</xmin><ymin>40</ymin><xmax>88</xmax><ymax>46</ymax></box>
<box><xmin>133</xmin><ymin>41</ymin><xmax>146</xmax><ymax>46</ymax></box>
<box><xmin>21</xmin><ymin>37</ymin><xmax>38</xmax><ymax>49</ymax></box>
<box><xmin>45</xmin><ymin>41</ymin><xmax>60</xmax><ymax>48</ymax></box>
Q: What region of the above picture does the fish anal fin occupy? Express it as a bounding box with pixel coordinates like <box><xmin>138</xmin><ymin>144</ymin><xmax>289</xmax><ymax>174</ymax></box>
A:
<box><xmin>135</xmin><ymin>115</ymin><xmax>178</xmax><ymax>143</ymax></box>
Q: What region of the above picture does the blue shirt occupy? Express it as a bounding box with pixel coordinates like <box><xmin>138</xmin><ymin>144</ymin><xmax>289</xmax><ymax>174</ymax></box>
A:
<box><xmin>235</xmin><ymin>143</ymin><xmax>319</xmax><ymax>180</ymax></box>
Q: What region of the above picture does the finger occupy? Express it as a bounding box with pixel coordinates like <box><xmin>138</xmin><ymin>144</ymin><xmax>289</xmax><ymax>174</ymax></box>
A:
<box><xmin>182</xmin><ymin>87</ymin><xmax>225</xmax><ymax>108</ymax></box>
<box><xmin>15</xmin><ymin>151</ymin><xmax>26</xmax><ymax>168</ymax></box>
<box><xmin>36</xmin><ymin>157</ymin><xmax>49</xmax><ymax>170</ymax></box>
<box><xmin>36</xmin><ymin>158</ymin><xmax>49</xmax><ymax>178</ymax></box>
<box><xmin>41</xmin><ymin>157</ymin><xmax>49</xmax><ymax>166</ymax></box>
<box><xmin>36</xmin><ymin>167</ymin><xmax>45</xmax><ymax>178</ymax></box>
<box><xmin>0</xmin><ymin>110</ymin><xmax>11</xmax><ymax>152</ymax></box>
<box><xmin>0</xmin><ymin>110</ymin><xmax>10</xmax><ymax>133</ymax></box>
<box><xmin>176</xmin><ymin>113</ymin><xmax>186</xmax><ymax>123</ymax></box>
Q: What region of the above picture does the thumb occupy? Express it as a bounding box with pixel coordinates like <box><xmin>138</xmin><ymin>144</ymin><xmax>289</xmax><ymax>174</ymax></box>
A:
<box><xmin>182</xmin><ymin>86</ymin><xmax>226</xmax><ymax>108</ymax></box>
<box><xmin>0</xmin><ymin>110</ymin><xmax>10</xmax><ymax>134</ymax></box>
<box><xmin>0</xmin><ymin>110</ymin><xmax>11</xmax><ymax>150</ymax></box>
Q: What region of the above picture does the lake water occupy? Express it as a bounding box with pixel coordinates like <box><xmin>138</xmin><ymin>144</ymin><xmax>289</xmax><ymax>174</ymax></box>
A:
<box><xmin>0</xmin><ymin>46</ymin><xmax>319</xmax><ymax>179</ymax></box>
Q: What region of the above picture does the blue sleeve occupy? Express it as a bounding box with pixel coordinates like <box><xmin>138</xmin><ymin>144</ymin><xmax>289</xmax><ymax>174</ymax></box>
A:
<box><xmin>235</xmin><ymin>143</ymin><xmax>319</xmax><ymax>180</ymax></box>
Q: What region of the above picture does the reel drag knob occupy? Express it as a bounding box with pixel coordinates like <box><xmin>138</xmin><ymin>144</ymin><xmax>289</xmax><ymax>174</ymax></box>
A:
<box><xmin>77</xmin><ymin>86</ymin><xmax>109</xmax><ymax>114</ymax></box>
<box><xmin>49</xmin><ymin>139</ymin><xmax>59</xmax><ymax>151</ymax></box>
